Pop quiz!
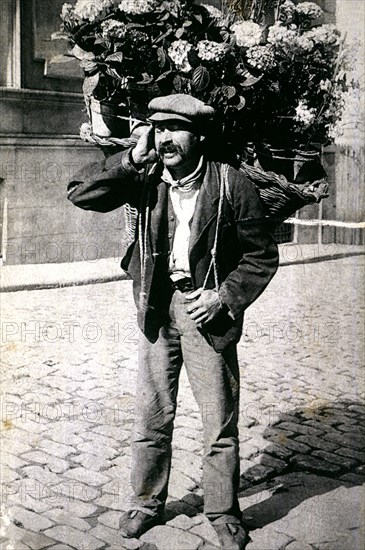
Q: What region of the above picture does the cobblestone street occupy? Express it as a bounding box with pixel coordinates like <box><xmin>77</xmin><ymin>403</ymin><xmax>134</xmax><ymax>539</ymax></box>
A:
<box><xmin>1</xmin><ymin>255</ymin><xmax>364</xmax><ymax>549</ymax></box>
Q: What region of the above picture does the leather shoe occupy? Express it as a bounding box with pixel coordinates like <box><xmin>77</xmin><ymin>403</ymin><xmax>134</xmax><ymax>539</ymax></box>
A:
<box><xmin>119</xmin><ymin>509</ymin><xmax>163</xmax><ymax>538</ymax></box>
<box><xmin>211</xmin><ymin>522</ymin><xmax>250</xmax><ymax>550</ymax></box>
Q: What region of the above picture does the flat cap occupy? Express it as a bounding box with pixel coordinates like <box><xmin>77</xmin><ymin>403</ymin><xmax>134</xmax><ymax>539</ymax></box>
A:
<box><xmin>148</xmin><ymin>94</ymin><xmax>215</xmax><ymax>125</ymax></box>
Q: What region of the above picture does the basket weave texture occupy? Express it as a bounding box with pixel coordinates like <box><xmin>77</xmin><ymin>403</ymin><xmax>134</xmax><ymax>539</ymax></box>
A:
<box><xmin>82</xmin><ymin>131</ymin><xmax>328</xmax><ymax>236</ymax></box>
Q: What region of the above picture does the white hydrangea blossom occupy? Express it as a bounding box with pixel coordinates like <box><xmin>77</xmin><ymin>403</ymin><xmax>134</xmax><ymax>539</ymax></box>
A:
<box><xmin>197</xmin><ymin>40</ymin><xmax>227</xmax><ymax>62</ymax></box>
<box><xmin>101</xmin><ymin>19</ymin><xmax>127</xmax><ymax>39</ymax></box>
<box><xmin>201</xmin><ymin>4</ymin><xmax>223</xmax><ymax>20</ymax></box>
<box><xmin>267</xmin><ymin>22</ymin><xmax>297</xmax><ymax>47</ymax></box>
<box><xmin>168</xmin><ymin>40</ymin><xmax>193</xmax><ymax>73</ymax></box>
<box><xmin>319</xmin><ymin>78</ymin><xmax>331</xmax><ymax>92</ymax></box>
<box><xmin>305</xmin><ymin>24</ymin><xmax>340</xmax><ymax>46</ymax></box>
<box><xmin>119</xmin><ymin>0</ymin><xmax>157</xmax><ymax>14</ymax></box>
<box><xmin>294</xmin><ymin>100</ymin><xmax>317</xmax><ymax>127</ymax></box>
<box><xmin>80</xmin><ymin>122</ymin><xmax>93</xmax><ymax>141</ymax></box>
<box><xmin>278</xmin><ymin>0</ymin><xmax>296</xmax><ymax>24</ymax></box>
<box><xmin>231</xmin><ymin>21</ymin><xmax>262</xmax><ymax>47</ymax></box>
<box><xmin>296</xmin><ymin>34</ymin><xmax>314</xmax><ymax>51</ymax></box>
<box><xmin>74</xmin><ymin>0</ymin><xmax>115</xmax><ymax>21</ymax></box>
<box><xmin>246</xmin><ymin>46</ymin><xmax>275</xmax><ymax>71</ymax></box>
<box><xmin>295</xmin><ymin>2</ymin><xmax>323</xmax><ymax>20</ymax></box>
<box><xmin>61</xmin><ymin>3</ymin><xmax>75</xmax><ymax>20</ymax></box>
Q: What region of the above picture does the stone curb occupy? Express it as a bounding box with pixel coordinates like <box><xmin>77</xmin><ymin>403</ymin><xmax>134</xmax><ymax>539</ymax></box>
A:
<box><xmin>1</xmin><ymin>245</ymin><xmax>363</xmax><ymax>293</ymax></box>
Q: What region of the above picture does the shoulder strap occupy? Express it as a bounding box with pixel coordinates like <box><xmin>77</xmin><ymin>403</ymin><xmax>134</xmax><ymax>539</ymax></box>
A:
<box><xmin>202</xmin><ymin>162</ymin><xmax>230</xmax><ymax>292</ymax></box>
<box><xmin>220</xmin><ymin>163</ymin><xmax>233</xmax><ymax>211</ymax></box>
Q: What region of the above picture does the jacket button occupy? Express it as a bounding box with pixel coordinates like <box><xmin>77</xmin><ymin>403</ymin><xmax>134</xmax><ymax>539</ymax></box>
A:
<box><xmin>170</xmin><ymin>216</ymin><xmax>175</xmax><ymax>222</ymax></box>
<box><xmin>168</xmin><ymin>233</ymin><xmax>172</xmax><ymax>239</ymax></box>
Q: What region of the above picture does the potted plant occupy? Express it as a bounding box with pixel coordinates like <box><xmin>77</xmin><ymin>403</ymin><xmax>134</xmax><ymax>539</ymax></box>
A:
<box><xmin>53</xmin><ymin>0</ymin><xmax>355</xmax><ymax>219</ymax></box>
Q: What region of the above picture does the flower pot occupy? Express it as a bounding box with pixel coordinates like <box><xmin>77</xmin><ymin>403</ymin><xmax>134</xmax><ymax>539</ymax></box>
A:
<box><xmin>255</xmin><ymin>144</ymin><xmax>326</xmax><ymax>184</ymax></box>
<box><xmin>293</xmin><ymin>148</ymin><xmax>327</xmax><ymax>183</ymax></box>
<box><xmin>255</xmin><ymin>144</ymin><xmax>296</xmax><ymax>181</ymax></box>
<box><xmin>89</xmin><ymin>97</ymin><xmax>132</xmax><ymax>138</ymax></box>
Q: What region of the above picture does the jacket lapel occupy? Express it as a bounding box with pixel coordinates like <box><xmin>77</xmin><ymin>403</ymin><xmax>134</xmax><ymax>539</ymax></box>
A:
<box><xmin>189</xmin><ymin>161</ymin><xmax>220</xmax><ymax>258</ymax></box>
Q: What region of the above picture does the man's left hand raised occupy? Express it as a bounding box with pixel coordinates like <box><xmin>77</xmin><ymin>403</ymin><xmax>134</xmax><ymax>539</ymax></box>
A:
<box><xmin>185</xmin><ymin>288</ymin><xmax>223</xmax><ymax>325</ymax></box>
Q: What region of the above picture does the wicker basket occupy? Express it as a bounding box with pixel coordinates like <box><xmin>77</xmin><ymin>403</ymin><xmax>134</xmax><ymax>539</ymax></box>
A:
<box><xmin>240</xmin><ymin>161</ymin><xmax>328</xmax><ymax>222</ymax></box>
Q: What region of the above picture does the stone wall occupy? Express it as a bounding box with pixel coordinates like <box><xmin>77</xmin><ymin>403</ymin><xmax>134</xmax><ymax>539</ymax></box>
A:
<box><xmin>1</xmin><ymin>0</ymin><xmax>363</xmax><ymax>265</ymax></box>
<box><xmin>0</xmin><ymin>0</ymin><xmax>125</xmax><ymax>265</ymax></box>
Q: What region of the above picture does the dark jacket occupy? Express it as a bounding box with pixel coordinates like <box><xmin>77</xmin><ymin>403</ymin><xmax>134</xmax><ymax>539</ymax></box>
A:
<box><xmin>68</xmin><ymin>149</ymin><xmax>279</xmax><ymax>352</ymax></box>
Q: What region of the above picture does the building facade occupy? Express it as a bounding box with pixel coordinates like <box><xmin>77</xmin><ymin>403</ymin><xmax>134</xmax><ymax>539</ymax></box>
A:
<box><xmin>0</xmin><ymin>0</ymin><xmax>363</xmax><ymax>265</ymax></box>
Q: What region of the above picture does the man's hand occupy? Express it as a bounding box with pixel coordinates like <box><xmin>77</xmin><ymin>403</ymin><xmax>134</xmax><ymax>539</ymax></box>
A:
<box><xmin>185</xmin><ymin>288</ymin><xmax>223</xmax><ymax>325</ymax></box>
<box><xmin>131</xmin><ymin>125</ymin><xmax>158</xmax><ymax>166</ymax></box>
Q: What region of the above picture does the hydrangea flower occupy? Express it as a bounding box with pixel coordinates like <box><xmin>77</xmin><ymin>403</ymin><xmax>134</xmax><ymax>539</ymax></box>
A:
<box><xmin>231</xmin><ymin>21</ymin><xmax>262</xmax><ymax>47</ymax></box>
<box><xmin>119</xmin><ymin>0</ymin><xmax>157</xmax><ymax>14</ymax></box>
<box><xmin>319</xmin><ymin>79</ymin><xmax>331</xmax><ymax>92</ymax></box>
<box><xmin>61</xmin><ymin>3</ymin><xmax>75</xmax><ymax>20</ymax></box>
<box><xmin>294</xmin><ymin>100</ymin><xmax>317</xmax><ymax>127</ymax></box>
<box><xmin>278</xmin><ymin>0</ymin><xmax>296</xmax><ymax>25</ymax></box>
<box><xmin>201</xmin><ymin>4</ymin><xmax>223</xmax><ymax>21</ymax></box>
<box><xmin>168</xmin><ymin>40</ymin><xmax>193</xmax><ymax>73</ymax></box>
<box><xmin>267</xmin><ymin>22</ymin><xmax>297</xmax><ymax>48</ymax></box>
<box><xmin>295</xmin><ymin>2</ymin><xmax>323</xmax><ymax>21</ymax></box>
<box><xmin>296</xmin><ymin>34</ymin><xmax>314</xmax><ymax>51</ymax></box>
<box><xmin>305</xmin><ymin>25</ymin><xmax>341</xmax><ymax>46</ymax></box>
<box><xmin>74</xmin><ymin>0</ymin><xmax>115</xmax><ymax>21</ymax></box>
<box><xmin>246</xmin><ymin>45</ymin><xmax>275</xmax><ymax>71</ymax></box>
<box><xmin>196</xmin><ymin>40</ymin><xmax>227</xmax><ymax>62</ymax></box>
<box><xmin>101</xmin><ymin>19</ymin><xmax>127</xmax><ymax>39</ymax></box>
<box><xmin>80</xmin><ymin>122</ymin><xmax>93</xmax><ymax>141</ymax></box>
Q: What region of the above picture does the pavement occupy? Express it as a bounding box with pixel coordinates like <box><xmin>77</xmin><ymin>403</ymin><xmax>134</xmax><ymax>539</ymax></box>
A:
<box><xmin>1</xmin><ymin>251</ymin><xmax>364</xmax><ymax>549</ymax></box>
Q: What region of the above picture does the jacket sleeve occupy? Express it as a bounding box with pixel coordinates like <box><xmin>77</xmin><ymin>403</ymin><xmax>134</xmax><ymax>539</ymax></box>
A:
<box><xmin>218</xmin><ymin>167</ymin><xmax>279</xmax><ymax>318</ymax></box>
<box><xmin>67</xmin><ymin>149</ymin><xmax>143</xmax><ymax>213</ymax></box>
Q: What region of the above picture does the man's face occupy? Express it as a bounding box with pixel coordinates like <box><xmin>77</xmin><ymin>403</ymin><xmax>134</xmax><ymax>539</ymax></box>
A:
<box><xmin>154</xmin><ymin>120</ymin><xmax>202</xmax><ymax>171</ymax></box>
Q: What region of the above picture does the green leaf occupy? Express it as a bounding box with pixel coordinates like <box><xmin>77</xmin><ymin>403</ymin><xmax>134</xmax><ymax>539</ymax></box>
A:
<box><xmin>137</xmin><ymin>74</ymin><xmax>154</xmax><ymax>85</ymax></box>
<box><xmin>157</xmin><ymin>47</ymin><xmax>167</xmax><ymax>69</ymax></box>
<box><xmin>173</xmin><ymin>74</ymin><xmax>182</xmax><ymax>92</ymax></box>
<box><xmin>80</xmin><ymin>59</ymin><xmax>98</xmax><ymax>72</ymax></box>
<box><xmin>193</xmin><ymin>13</ymin><xmax>203</xmax><ymax>25</ymax></box>
<box><xmin>83</xmin><ymin>72</ymin><xmax>100</xmax><ymax>96</ymax></box>
<box><xmin>105</xmin><ymin>66</ymin><xmax>124</xmax><ymax>79</ymax></box>
<box><xmin>183</xmin><ymin>20</ymin><xmax>193</xmax><ymax>27</ymax></box>
<box><xmin>192</xmin><ymin>66</ymin><xmax>210</xmax><ymax>92</ymax></box>
<box><xmin>106</xmin><ymin>52</ymin><xmax>124</xmax><ymax>63</ymax></box>
<box><xmin>156</xmin><ymin>70</ymin><xmax>173</xmax><ymax>82</ymax></box>
<box><xmin>240</xmin><ymin>69</ymin><xmax>263</xmax><ymax>88</ymax></box>
<box><xmin>175</xmin><ymin>27</ymin><xmax>185</xmax><ymax>39</ymax></box>
<box><xmin>222</xmin><ymin>85</ymin><xmax>236</xmax><ymax>99</ymax></box>
<box><xmin>235</xmin><ymin>96</ymin><xmax>246</xmax><ymax>110</ymax></box>
<box><xmin>70</xmin><ymin>44</ymin><xmax>95</xmax><ymax>61</ymax></box>
<box><xmin>154</xmin><ymin>28</ymin><xmax>174</xmax><ymax>44</ymax></box>
<box><xmin>94</xmin><ymin>37</ymin><xmax>107</xmax><ymax>45</ymax></box>
<box><xmin>187</xmin><ymin>48</ymin><xmax>200</xmax><ymax>69</ymax></box>
<box><xmin>51</xmin><ymin>31</ymin><xmax>69</xmax><ymax>41</ymax></box>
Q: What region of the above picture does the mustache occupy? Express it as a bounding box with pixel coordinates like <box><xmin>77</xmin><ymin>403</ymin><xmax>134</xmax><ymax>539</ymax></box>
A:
<box><xmin>158</xmin><ymin>143</ymin><xmax>181</xmax><ymax>155</ymax></box>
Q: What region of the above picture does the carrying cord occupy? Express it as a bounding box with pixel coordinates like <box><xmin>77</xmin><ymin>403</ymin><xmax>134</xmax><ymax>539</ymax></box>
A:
<box><xmin>202</xmin><ymin>163</ymin><xmax>229</xmax><ymax>292</ymax></box>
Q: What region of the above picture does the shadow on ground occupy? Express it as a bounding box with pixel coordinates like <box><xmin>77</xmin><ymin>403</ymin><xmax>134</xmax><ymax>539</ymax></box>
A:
<box><xmin>165</xmin><ymin>399</ymin><xmax>364</xmax><ymax>531</ymax></box>
<box><xmin>239</xmin><ymin>398</ymin><xmax>365</xmax><ymax>530</ymax></box>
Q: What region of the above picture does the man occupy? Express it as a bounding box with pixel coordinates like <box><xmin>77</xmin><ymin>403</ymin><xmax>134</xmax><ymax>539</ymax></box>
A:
<box><xmin>68</xmin><ymin>94</ymin><xmax>279</xmax><ymax>549</ymax></box>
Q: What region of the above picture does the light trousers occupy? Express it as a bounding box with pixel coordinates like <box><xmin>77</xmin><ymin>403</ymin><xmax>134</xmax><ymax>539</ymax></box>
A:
<box><xmin>131</xmin><ymin>288</ymin><xmax>241</xmax><ymax>523</ymax></box>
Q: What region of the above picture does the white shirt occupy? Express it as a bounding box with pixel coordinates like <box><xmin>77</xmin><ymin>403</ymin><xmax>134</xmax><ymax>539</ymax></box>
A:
<box><xmin>161</xmin><ymin>157</ymin><xmax>204</xmax><ymax>281</ymax></box>
<box><xmin>169</xmin><ymin>184</ymin><xmax>200</xmax><ymax>280</ymax></box>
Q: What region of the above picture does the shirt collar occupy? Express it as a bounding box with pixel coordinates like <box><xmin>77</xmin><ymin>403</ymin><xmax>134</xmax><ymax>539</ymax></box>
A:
<box><xmin>161</xmin><ymin>156</ymin><xmax>205</xmax><ymax>193</ymax></box>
